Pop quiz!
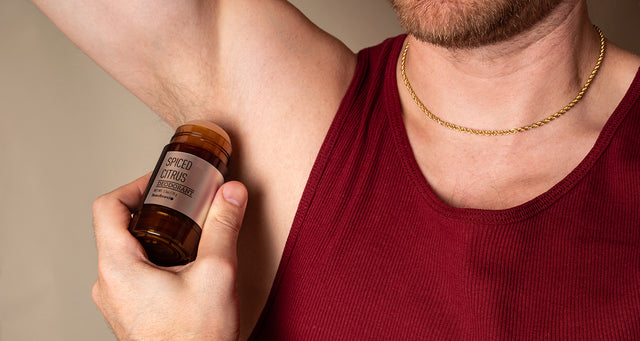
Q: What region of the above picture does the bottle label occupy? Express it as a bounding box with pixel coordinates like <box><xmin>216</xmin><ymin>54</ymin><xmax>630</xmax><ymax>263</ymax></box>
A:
<box><xmin>144</xmin><ymin>151</ymin><xmax>223</xmax><ymax>228</ymax></box>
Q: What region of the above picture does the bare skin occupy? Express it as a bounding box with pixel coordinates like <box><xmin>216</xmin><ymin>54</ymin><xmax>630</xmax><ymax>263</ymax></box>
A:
<box><xmin>34</xmin><ymin>0</ymin><xmax>640</xmax><ymax>338</ymax></box>
<box><xmin>399</xmin><ymin>0</ymin><xmax>640</xmax><ymax>209</ymax></box>
<box><xmin>92</xmin><ymin>176</ymin><xmax>248</xmax><ymax>340</ymax></box>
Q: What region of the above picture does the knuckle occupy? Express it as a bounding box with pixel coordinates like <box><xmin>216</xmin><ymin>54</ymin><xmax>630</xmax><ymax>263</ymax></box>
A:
<box><xmin>96</xmin><ymin>260</ymin><xmax>121</xmax><ymax>287</ymax></box>
<box><xmin>91</xmin><ymin>281</ymin><xmax>101</xmax><ymax>305</ymax></box>
<box><xmin>211</xmin><ymin>210</ymin><xmax>241</xmax><ymax>235</ymax></box>
<box><xmin>96</xmin><ymin>261</ymin><xmax>109</xmax><ymax>280</ymax></box>
<box><xmin>92</xmin><ymin>193</ymin><xmax>113</xmax><ymax>218</ymax></box>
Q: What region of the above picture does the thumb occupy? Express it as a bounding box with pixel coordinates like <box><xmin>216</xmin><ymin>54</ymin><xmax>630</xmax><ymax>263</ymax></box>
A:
<box><xmin>195</xmin><ymin>181</ymin><xmax>248</xmax><ymax>264</ymax></box>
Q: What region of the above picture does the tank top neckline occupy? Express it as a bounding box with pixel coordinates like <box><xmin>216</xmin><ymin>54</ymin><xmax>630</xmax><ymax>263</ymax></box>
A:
<box><xmin>383</xmin><ymin>34</ymin><xmax>640</xmax><ymax>224</ymax></box>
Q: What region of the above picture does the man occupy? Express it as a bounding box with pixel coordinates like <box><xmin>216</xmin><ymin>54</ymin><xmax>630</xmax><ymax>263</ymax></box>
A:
<box><xmin>35</xmin><ymin>0</ymin><xmax>640</xmax><ymax>339</ymax></box>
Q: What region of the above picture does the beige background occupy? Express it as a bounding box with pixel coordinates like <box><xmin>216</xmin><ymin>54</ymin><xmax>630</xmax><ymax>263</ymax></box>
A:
<box><xmin>0</xmin><ymin>1</ymin><xmax>638</xmax><ymax>340</ymax></box>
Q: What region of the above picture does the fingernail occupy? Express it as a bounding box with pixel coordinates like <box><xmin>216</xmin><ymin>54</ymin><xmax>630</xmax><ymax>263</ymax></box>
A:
<box><xmin>222</xmin><ymin>183</ymin><xmax>247</xmax><ymax>207</ymax></box>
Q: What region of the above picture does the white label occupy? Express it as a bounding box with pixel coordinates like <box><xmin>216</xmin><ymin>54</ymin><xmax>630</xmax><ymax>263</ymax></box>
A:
<box><xmin>144</xmin><ymin>151</ymin><xmax>223</xmax><ymax>227</ymax></box>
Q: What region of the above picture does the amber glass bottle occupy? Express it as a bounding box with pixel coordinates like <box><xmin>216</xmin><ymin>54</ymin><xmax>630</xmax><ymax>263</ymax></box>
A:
<box><xmin>129</xmin><ymin>120</ymin><xmax>232</xmax><ymax>266</ymax></box>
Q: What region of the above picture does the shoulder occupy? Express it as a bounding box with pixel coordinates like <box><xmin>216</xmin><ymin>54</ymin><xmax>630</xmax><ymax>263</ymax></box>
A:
<box><xmin>604</xmin><ymin>43</ymin><xmax>640</xmax><ymax>94</ymax></box>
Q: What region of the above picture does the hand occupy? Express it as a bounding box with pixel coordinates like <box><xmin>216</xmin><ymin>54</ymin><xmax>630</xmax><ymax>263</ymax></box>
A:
<box><xmin>91</xmin><ymin>174</ymin><xmax>248</xmax><ymax>340</ymax></box>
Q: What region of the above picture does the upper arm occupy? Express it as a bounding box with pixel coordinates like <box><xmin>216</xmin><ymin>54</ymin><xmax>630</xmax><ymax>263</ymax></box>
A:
<box><xmin>34</xmin><ymin>0</ymin><xmax>357</xmax><ymax>259</ymax></box>
<box><xmin>33</xmin><ymin>0</ymin><xmax>199</xmax><ymax>114</ymax></box>
<box><xmin>33</xmin><ymin>0</ymin><xmax>356</xmax><ymax>127</ymax></box>
<box><xmin>35</xmin><ymin>2</ymin><xmax>358</xmax><ymax>335</ymax></box>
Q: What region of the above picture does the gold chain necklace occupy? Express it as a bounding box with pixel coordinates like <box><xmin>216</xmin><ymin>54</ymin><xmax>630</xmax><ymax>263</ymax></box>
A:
<box><xmin>400</xmin><ymin>26</ymin><xmax>606</xmax><ymax>136</ymax></box>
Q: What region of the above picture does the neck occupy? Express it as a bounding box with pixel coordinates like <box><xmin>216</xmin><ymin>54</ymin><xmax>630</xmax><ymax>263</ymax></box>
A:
<box><xmin>402</xmin><ymin>1</ymin><xmax>601</xmax><ymax>133</ymax></box>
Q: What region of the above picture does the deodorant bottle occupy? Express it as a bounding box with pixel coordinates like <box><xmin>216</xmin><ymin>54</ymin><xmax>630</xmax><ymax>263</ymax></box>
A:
<box><xmin>129</xmin><ymin>120</ymin><xmax>232</xmax><ymax>266</ymax></box>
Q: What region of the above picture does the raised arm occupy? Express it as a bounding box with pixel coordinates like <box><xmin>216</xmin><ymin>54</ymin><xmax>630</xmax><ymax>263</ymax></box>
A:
<box><xmin>33</xmin><ymin>0</ymin><xmax>355</xmax><ymax>127</ymax></box>
<box><xmin>35</xmin><ymin>0</ymin><xmax>358</xmax><ymax>338</ymax></box>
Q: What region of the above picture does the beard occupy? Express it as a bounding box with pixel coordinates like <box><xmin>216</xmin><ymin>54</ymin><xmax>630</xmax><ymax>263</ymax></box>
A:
<box><xmin>388</xmin><ymin>0</ymin><xmax>565</xmax><ymax>48</ymax></box>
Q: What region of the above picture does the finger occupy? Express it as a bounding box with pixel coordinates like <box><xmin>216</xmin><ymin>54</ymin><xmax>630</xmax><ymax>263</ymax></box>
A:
<box><xmin>110</xmin><ymin>173</ymin><xmax>152</xmax><ymax>210</ymax></box>
<box><xmin>93</xmin><ymin>173</ymin><xmax>151</xmax><ymax>264</ymax></box>
<box><xmin>91</xmin><ymin>280</ymin><xmax>105</xmax><ymax>313</ymax></box>
<box><xmin>195</xmin><ymin>181</ymin><xmax>248</xmax><ymax>264</ymax></box>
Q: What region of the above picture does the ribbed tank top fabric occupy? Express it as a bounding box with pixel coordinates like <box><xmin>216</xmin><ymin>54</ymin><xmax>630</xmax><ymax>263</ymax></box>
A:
<box><xmin>249</xmin><ymin>35</ymin><xmax>640</xmax><ymax>340</ymax></box>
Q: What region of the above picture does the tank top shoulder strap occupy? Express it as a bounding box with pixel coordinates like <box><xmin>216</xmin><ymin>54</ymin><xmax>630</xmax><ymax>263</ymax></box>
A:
<box><xmin>249</xmin><ymin>34</ymin><xmax>407</xmax><ymax>339</ymax></box>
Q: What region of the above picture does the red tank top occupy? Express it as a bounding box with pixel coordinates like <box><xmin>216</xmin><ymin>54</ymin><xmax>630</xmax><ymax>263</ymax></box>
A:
<box><xmin>250</xmin><ymin>35</ymin><xmax>640</xmax><ymax>340</ymax></box>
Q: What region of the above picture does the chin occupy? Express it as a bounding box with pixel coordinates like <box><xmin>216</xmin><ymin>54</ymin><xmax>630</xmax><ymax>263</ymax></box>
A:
<box><xmin>388</xmin><ymin>0</ymin><xmax>565</xmax><ymax>48</ymax></box>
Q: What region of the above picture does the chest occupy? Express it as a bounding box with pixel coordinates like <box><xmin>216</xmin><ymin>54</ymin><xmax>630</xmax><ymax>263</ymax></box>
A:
<box><xmin>248</xmin><ymin>144</ymin><xmax>640</xmax><ymax>339</ymax></box>
<box><xmin>247</xmin><ymin>95</ymin><xmax>640</xmax><ymax>338</ymax></box>
<box><xmin>405</xmin><ymin>124</ymin><xmax>601</xmax><ymax>210</ymax></box>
